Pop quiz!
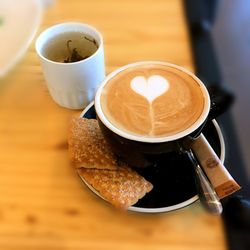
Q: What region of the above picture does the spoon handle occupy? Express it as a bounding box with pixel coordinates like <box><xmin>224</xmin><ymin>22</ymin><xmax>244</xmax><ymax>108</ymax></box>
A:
<box><xmin>189</xmin><ymin>151</ymin><xmax>223</xmax><ymax>215</ymax></box>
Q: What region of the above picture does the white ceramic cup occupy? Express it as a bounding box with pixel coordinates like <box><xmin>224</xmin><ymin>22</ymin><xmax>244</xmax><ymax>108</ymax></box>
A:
<box><xmin>36</xmin><ymin>22</ymin><xmax>105</xmax><ymax>109</ymax></box>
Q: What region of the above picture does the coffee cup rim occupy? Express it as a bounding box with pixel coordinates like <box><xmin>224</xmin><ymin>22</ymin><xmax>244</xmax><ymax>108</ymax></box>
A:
<box><xmin>95</xmin><ymin>61</ymin><xmax>211</xmax><ymax>143</ymax></box>
<box><xmin>35</xmin><ymin>22</ymin><xmax>103</xmax><ymax>65</ymax></box>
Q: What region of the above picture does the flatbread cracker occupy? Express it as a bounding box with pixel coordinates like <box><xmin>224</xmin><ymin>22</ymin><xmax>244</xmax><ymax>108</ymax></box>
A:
<box><xmin>68</xmin><ymin>118</ymin><xmax>119</xmax><ymax>170</ymax></box>
<box><xmin>78</xmin><ymin>166</ymin><xmax>153</xmax><ymax>209</ymax></box>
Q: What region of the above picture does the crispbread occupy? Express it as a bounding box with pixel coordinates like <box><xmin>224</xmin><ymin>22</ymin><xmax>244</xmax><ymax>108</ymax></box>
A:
<box><xmin>78</xmin><ymin>166</ymin><xmax>153</xmax><ymax>209</ymax></box>
<box><xmin>68</xmin><ymin>118</ymin><xmax>119</xmax><ymax>170</ymax></box>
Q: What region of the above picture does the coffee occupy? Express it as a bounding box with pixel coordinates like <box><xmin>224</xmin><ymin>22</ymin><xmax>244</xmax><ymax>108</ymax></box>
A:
<box><xmin>100</xmin><ymin>63</ymin><xmax>205</xmax><ymax>138</ymax></box>
<box><xmin>42</xmin><ymin>31</ymin><xmax>98</xmax><ymax>63</ymax></box>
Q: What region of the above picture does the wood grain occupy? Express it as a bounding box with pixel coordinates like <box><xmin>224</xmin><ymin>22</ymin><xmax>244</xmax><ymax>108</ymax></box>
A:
<box><xmin>0</xmin><ymin>0</ymin><xmax>227</xmax><ymax>249</ymax></box>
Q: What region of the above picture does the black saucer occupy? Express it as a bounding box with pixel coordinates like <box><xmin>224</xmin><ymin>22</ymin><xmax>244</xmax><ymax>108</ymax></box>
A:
<box><xmin>80</xmin><ymin>102</ymin><xmax>225</xmax><ymax>213</ymax></box>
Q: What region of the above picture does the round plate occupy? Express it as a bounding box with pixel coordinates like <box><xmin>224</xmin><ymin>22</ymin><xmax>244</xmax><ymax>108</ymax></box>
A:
<box><xmin>79</xmin><ymin>101</ymin><xmax>225</xmax><ymax>213</ymax></box>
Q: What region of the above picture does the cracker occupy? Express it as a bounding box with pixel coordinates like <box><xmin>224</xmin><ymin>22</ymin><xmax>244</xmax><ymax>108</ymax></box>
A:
<box><xmin>78</xmin><ymin>166</ymin><xmax>153</xmax><ymax>209</ymax></box>
<box><xmin>68</xmin><ymin>118</ymin><xmax>119</xmax><ymax>170</ymax></box>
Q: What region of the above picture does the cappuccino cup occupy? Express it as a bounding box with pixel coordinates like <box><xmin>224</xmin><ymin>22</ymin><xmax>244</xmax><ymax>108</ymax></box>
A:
<box><xmin>95</xmin><ymin>61</ymin><xmax>212</xmax><ymax>166</ymax></box>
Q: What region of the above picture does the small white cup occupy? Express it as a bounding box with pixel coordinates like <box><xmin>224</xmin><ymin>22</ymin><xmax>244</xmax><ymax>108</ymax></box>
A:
<box><xmin>36</xmin><ymin>22</ymin><xmax>105</xmax><ymax>109</ymax></box>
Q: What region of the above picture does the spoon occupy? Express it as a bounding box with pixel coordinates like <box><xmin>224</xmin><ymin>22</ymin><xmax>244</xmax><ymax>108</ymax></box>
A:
<box><xmin>188</xmin><ymin>150</ymin><xmax>223</xmax><ymax>215</ymax></box>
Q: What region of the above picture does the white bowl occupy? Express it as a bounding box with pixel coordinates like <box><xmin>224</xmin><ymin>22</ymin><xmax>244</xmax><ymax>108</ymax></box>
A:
<box><xmin>0</xmin><ymin>0</ymin><xmax>44</xmax><ymax>77</ymax></box>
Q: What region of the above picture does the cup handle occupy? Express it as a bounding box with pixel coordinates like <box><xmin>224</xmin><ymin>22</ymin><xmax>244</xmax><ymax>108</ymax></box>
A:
<box><xmin>207</xmin><ymin>85</ymin><xmax>234</xmax><ymax>121</ymax></box>
<box><xmin>190</xmin><ymin>133</ymin><xmax>241</xmax><ymax>199</ymax></box>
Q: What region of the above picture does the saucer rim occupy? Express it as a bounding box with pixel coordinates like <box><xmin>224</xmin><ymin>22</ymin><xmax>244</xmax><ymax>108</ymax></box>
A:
<box><xmin>79</xmin><ymin>101</ymin><xmax>225</xmax><ymax>213</ymax></box>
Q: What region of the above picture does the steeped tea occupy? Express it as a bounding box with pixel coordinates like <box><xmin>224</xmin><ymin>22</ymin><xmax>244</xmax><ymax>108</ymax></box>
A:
<box><xmin>42</xmin><ymin>31</ymin><xmax>98</xmax><ymax>63</ymax></box>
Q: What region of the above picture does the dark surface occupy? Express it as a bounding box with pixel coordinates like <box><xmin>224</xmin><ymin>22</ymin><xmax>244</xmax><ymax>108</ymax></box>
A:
<box><xmin>183</xmin><ymin>0</ymin><xmax>249</xmax><ymax>199</ymax></box>
<box><xmin>83</xmin><ymin>104</ymin><xmax>222</xmax><ymax>209</ymax></box>
<box><xmin>183</xmin><ymin>0</ymin><xmax>250</xmax><ymax>249</ymax></box>
<box><xmin>212</xmin><ymin>0</ymin><xmax>250</xmax><ymax>177</ymax></box>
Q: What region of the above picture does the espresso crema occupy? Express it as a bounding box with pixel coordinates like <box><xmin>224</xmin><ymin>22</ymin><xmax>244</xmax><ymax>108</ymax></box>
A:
<box><xmin>100</xmin><ymin>64</ymin><xmax>205</xmax><ymax>137</ymax></box>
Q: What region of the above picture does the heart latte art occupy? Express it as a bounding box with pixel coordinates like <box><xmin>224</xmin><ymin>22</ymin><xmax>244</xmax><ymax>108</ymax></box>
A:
<box><xmin>130</xmin><ymin>75</ymin><xmax>169</xmax><ymax>103</ymax></box>
<box><xmin>100</xmin><ymin>64</ymin><xmax>205</xmax><ymax>137</ymax></box>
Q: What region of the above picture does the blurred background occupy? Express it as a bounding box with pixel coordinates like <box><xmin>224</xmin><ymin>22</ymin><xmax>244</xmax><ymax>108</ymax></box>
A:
<box><xmin>212</xmin><ymin>0</ymin><xmax>250</xmax><ymax>177</ymax></box>
<box><xmin>184</xmin><ymin>2</ymin><xmax>250</xmax><ymax>248</ymax></box>
<box><xmin>184</xmin><ymin>0</ymin><xmax>250</xmax><ymax>196</ymax></box>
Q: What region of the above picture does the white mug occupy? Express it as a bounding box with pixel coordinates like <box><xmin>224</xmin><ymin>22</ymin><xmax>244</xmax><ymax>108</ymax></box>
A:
<box><xmin>36</xmin><ymin>22</ymin><xmax>105</xmax><ymax>109</ymax></box>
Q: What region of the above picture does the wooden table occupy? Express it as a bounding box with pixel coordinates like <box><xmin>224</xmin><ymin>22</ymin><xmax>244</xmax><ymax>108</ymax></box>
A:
<box><xmin>0</xmin><ymin>1</ymin><xmax>227</xmax><ymax>249</ymax></box>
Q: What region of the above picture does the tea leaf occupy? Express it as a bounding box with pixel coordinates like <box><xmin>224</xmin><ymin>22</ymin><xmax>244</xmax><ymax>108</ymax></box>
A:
<box><xmin>64</xmin><ymin>40</ymin><xmax>87</xmax><ymax>63</ymax></box>
<box><xmin>84</xmin><ymin>36</ymin><xmax>98</xmax><ymax>48</ymax></box>
<box><xmin>70</xmin><ymin>48</ymin><xmax>86</xmax><ymax>62</ymax></box>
